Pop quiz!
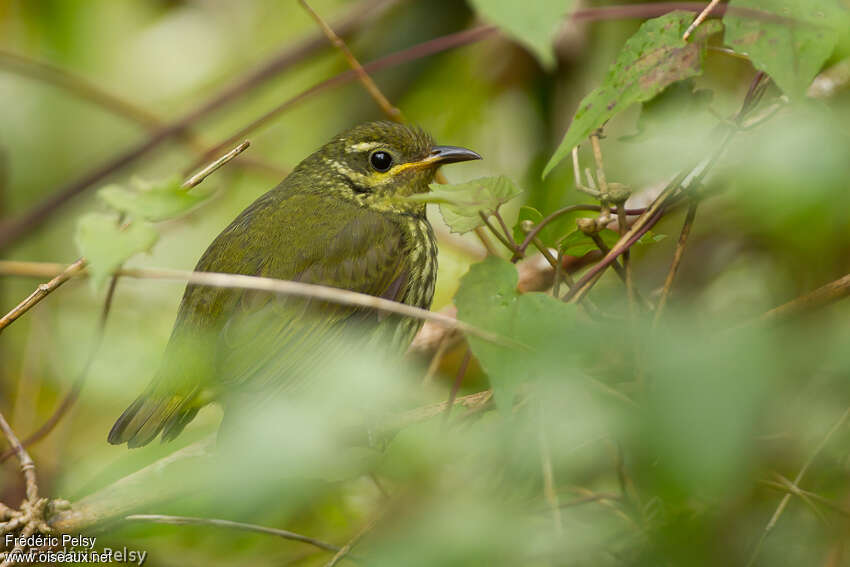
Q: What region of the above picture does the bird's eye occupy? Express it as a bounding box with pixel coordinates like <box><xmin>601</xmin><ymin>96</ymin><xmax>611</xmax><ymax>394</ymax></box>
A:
<box><xmin>369</xmin><ymin>151</ymin><xmax>393</xmax><ymax>172</ymax></box>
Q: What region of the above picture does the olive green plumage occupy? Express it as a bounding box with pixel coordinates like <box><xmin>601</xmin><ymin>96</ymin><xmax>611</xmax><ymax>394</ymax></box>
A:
<box><xmin>108</xmin><ymin>121</ymin><xmax>480</xmax><ymax>448</ymax></box>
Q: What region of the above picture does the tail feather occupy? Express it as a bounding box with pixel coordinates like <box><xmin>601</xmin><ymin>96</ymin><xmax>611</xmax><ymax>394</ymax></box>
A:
<box><xmin>108</xmin><ymin>394</ymin><xmax>198</xmax><ymax>448</ymax></box>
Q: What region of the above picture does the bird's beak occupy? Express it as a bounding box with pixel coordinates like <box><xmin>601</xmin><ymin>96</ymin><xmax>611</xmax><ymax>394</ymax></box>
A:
<box><xmin>394</xmin><ymin>145</ymin><xmax>482</xmax><ymax>173</ymax></box>
<box><xmin>428</xmin><ymin>145</ymin><xmax>482</xmax><ymax>165</ymax></box>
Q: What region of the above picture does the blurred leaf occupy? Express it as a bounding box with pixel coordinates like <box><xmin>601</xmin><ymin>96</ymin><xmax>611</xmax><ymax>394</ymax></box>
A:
<box><xmin>543</xmin><ymin>11</ymin><xmax>722</xmax><ymax>178</ymax></box>
<box><xmin>454</xmin><ymin>256</ymin><xmax>577</xmax><ymax>409</ymax></box>
<box><xmin>412</xmin><ymin>176</ymin><xmax>522</xmax><ymax>234</ymax></box>
<box><xmin>512</xmin><ymin>205</ymin><xmax>586</xmax><ymax>249</ymax></box>
<box><xmin>467</xmin><ymin>0</ymin><xmax>574</xmax><ymax>69</ymax></box>
<box><xmin>559</xmin><ymin>228</ymin><xmax>665</xmax><ymax>256</ymax></box>
<box><xmin>724</xmin><ymin>0</ymin><xmax>845</xmax><ymax>98</ymax></box>
<box><xmin>98</xmin><ymin>176</ymin><xmax>208</xmax><ymax>221</ymax></box>
<box><xmin>641</xmin><ymin>321</ymin><xmax>771</xmax><ymax>500</ymax></box>
<box><xmin>75</xmin><ymin>213</ymin><xmax>158</xmax><ymax>288</ymax></box>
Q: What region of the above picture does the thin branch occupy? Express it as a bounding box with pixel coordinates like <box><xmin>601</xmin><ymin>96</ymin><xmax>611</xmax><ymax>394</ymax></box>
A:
<box><xmin>515</xmin><ymin>205</ymin><xmax>646</xmax><ymax>258</ymax></box>
<box><xmin>746</xmin><ymin>405</ymin><xmax>850</xmax><ymax>567</ymax></box>
<box><xmin>0</xmin><ymin>411</ymin><xmax>38</xmax><ymax>503</ymax></box>
<box><xmin>479</xmin><ymin>212</ymin><xmax>517</xmax><ymax>253</ymax></box>
<box><xmin>299</xmin><ymin>0</ymin><xmax>403</xmax><ymax>122</ymax></box>
<box><xmin>324</xmin><ymin>512</ymin><xmax>381</xmax><ymax>567</ymax></box>
<box><xmin>0</xmin><ymin>274</ymin><xmax>120</xmax><ymax>463</ymax></box>
<box><xmin>193</xmin><ymin>25</ymin><xmax>497</xmax><ymax>168</ymax></box>
<box><xmin>683</xmin><ymin>0</ymin><xmax>723</xmax><ymax>40</ymax></box>
<box><xmin>754</xmin><ymin>274</ymin><xmax>850</xmax><ymax>325</ymax></box>
<box><xmin>652</xmin><ymin>200</ymin><xmax>699</xmax><ymax>328</ymax></box>
<box><xmin>0</xmin><ymin>0</ymin><xmax>400</xmax><ymax>250</ymax></box>
<box><xmin>0</xmin><ymin>262</ymin><xmax>514</xmax><ymax>347</ymax></box>
<box><xmin>125</xmin><ymin>514</ymin><xmax>340</xmax><ymax>553</ymax></box>
<box><xmin>182</xmin><ymin>141</ymin><xmax>251</xmax><ymax>189</ymax></box>
<box><xmin>0</xmin><ymin>258</ymin><xmax>87</xmax><ymax>333</ymax></box>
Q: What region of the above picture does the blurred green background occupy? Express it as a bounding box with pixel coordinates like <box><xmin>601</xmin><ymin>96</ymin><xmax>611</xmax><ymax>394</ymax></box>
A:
<box><xmin>2</xmin><ymin>1</ymin><xmax>850</xmax><ymax>566</ymax></box>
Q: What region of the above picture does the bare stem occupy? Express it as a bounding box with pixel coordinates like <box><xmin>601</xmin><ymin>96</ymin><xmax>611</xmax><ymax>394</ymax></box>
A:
<box><xmin>0</xmin><ymin>411</ymin><xmax>38</xmax><ymax>502</ymax></box>
<box><xmin>653</xmin><ymin>200</ymin><xmax>699</xmax><ymax>328</ymax></box>
<box><xmin>746</xmin><ymin>405</ymin><xmax>850</xmax><ymax>567</ymax></box>
<box><xmin>126</xmin><ymin>514</ymin><xmax>341</xmax><ymax>553</ymax></box>
<box><xmin>0</xmin><ymin>258</ymin><xmax>87</xmax><ymax>333</ymax></box>
<box><xmin>299</xmin><ymin>0</ymin><xmax>403</xmax><ymax>122</ymax></box>
<box><xmin>683</xmin><ymin>0</ymin><xmax>723</xmax><ymax>40</ymax></box>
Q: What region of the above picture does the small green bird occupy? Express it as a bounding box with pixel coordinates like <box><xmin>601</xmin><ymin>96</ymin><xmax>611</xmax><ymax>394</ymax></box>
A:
<box><xmin>108</xmin><ymin>121</ymin><xmax>480</xmax><ymax>448</ymax></box>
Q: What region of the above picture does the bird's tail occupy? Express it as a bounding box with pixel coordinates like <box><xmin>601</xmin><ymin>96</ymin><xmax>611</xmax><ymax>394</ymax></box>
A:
<box><xmin>107</xmin><ymin>393</ymin><xmax>199</xmax><ymax>448</ymax></box>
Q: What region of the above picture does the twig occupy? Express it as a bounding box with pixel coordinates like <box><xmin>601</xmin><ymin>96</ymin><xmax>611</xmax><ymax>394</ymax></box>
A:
<box><xmin>683</xmin><ymin>0</ymin><xmax>723</xmax><ymax>40</ymax></box>
<box><xmin>0</xmin><ymin>262</ymin><xmax>514</xmax><ymax>347</ymax></box>
<box><xmin>479</xmin><ymin>211</ymin><xmax>517</xmax><ymax>253</ymax></box>
<box><xmin>182</xmin><ymin>141</ymin><xmax>251</xmax><ymax>189</ymax></box>
<box><xmin>0</xmin><ymin>411</ymin><xmax>38</xmax><ymax>503</ymax></box>
<box><xmin>299</xmin><ymin>0</ymin><xmax>403</xmax><ymax>122</ymax></box>
<box><xmin>0</xmin><ymin>258</ymin><xmax>87</xmax><ymax>333</ymax></box>
<box><xmin>0</xmin><ymin>274</ymin><xmax>120</xmax><ymax>463</ymax></box>
<box><xmin>754</xmin><ymin>274</ymin><xmax>850</xmax><ymax>325</ymax></box>
<box><xmin>557</xmin><ymin>492</ymin><xmax>620</xmax><ymax>510</ymax></box>
<box><xmin>422</xmin><ymin>332</ymin><xmax>453</xmax><ymax>384</ymax></box>
<box><xmin>514</xmin><ymin>205</ymin><xmax>646</xmax><ymax>259</ymax></box>
<box><xmin>324</xmin><ymin>511</ymin><xmax>381</xmax><ymax>567</ymax></box>
<box><xmin>188</xmin><ymin>25</ymin><xmax>497</xmax><ymax>169</ymax></box>
<box><xmin>746</xmin><ymin>405</ymin><xmax>850</xmax><ymax>567</ymax></box>
<box><xmin>125</xmin><ymin>514</ymin><xmax>341</xmax><ymax>553</ymax></box>
<box><xmin>0</xmin><ymin>0</ymin><xmax>399</xmax><ymax>250</ymax></box>
<box><xmin>652</xmin><ymin>200</ymin><xmax>698</xmax><ymax>328</ymax></box>
<box><xmin>0</xmin><ymin>51</ymin><xmax>282</xmax><ymax>178</ymax></box>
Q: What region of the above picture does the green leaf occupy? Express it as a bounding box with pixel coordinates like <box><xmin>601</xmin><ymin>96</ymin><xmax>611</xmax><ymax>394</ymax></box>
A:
<box><xmin>467</xmin><ymin>0</ymin><xmax>574</xmax><ymax>70</ymax></box>
<box><xmin>512</xmin><ymin>205</ymin><xmax>585</xmax><ymax>249</ymax></box>
<box><xmin>98</xmin><ymin>176</ymin><xmax>209</xmax><ymax>221</ymax></box>
<box><xmin>543</xmin><ymin>11</ymin><xmax>722</xmax><ymax>178</ymax></box>
<box><xmin>559</xmin><ymin>229</ymin><xmax>665</xmax><ymax>256</ymax></box>
<box><xmin>75</xmin><ymin>213</ymin><xmax>158</xmax><ymax>288</ymax></box>
<box><xmin>411</xmin><ymin>176</ymin><xmax>522</xmax><ymax>234</ymax></box>
<box><xmin>454</xmin><ymin>256</ymin><xmax>577</xmax><ymax>409</ymax></box>
<box><xmin>724</xmin><ymin>0</ymin><xmax>845</xmax><ymax>98</ymax></box>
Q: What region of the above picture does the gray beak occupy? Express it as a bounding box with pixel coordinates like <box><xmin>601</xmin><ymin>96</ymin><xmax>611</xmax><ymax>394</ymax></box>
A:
<box><xmin>429</xmin><ymin>145</ymin><xmax>482</xmax><ymax>164</ymax></box>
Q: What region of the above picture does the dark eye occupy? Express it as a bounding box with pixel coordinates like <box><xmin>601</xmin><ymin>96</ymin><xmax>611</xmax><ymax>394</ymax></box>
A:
<box><xmin>369</xmin><ymin>151</ymin><xmax>393</xmax><ymax>172</ymax></box>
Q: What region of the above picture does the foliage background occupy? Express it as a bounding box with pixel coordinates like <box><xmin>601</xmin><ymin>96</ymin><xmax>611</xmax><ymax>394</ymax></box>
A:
<box><xmin>1</xmin><ymin>0</ymin><xmax>850</xmax><ymax>566</ymax></box>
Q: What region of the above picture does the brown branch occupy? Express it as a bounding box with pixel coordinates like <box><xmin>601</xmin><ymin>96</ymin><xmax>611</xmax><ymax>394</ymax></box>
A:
<box><xmin>755</xmin><ymin>274</ymin><xmax>850</xmax><ymax>325</ymax></box>
<box><xmin>191</xmin><ymin>25</ymin><xmax>498</xmax><ymax>168</ymax></box>
<box><xmin>0</xmin><ymin>262</ymin><xmax>512</xmax><ymax>346</ymax></box>
<box><xmin>0</xmin><ymin>258</ymin><xmax>87</xmax><ymax>333</ymax></box>
<box><xmin>0</xmin><ymin>0</ymin><xmax>398</xmax><ymax>250</ymax></box>
<box><xmin>746</xmin><ymin>406</ymin><xmax>850</xmax><ymax>567</ymax></box>
<box><xmin>442</xmin><ymin>348</ymin><xmax>473</xmax><ymax>424</ymax></box>
<box><xmin>0</xmin><ymin>274</ymin><xmax>120</xmax><ymax>463</ymax></box>
<box><xmin>652</xmin><ymin>200</ymin><xmax>699</xmax><ymax>328</ymax></box>
<box><xmin>682</xmin><ymin>0</ymin><xmax>723</xmax><ymax>40</ymax></box>
<box><xmin>125</xmin><ymin>514</ymin><xmax>340</xmax><ymax>553</ymax></box>
<box><xmin>0</xmin><ymin>411</ymin><xmax>38</xmax><ymax>503</ymax></box>
<box><xmin>299</xmin><ymin>0</ymin><xmax>403</xmax><ymax>122</ymax></box>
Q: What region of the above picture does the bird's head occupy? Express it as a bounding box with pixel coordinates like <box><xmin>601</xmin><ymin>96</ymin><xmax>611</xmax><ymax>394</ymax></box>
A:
<box><xmin>299</xmin><ymin>121</ymin><xmax>481</xmax><ymax>215</ymax></box>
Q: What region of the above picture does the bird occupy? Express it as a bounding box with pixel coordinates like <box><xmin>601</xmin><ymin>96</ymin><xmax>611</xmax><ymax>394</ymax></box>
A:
<box><xmin>108</xmin><ymin>121</ymin><xmax>480</xmax><ymax>448</ymax></box>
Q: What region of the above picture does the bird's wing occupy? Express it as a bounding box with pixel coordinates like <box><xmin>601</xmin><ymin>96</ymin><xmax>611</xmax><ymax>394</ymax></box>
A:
<box><xmin>215</xmin><ymin>197</ymin><xmax>411</xmax><ymax>396</ymax></box>
<box><xmin>108</xmin><ymin>191</ymin><xmax>410</xmax><ymax>447</ymax></box>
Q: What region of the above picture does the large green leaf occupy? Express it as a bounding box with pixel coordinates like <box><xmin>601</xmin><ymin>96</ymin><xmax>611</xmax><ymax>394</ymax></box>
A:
<box><xmin>411</xmin><ymin>176</ymin><xmax>522</xmax><ymax>234</ymax></box>
<box><xmin>467</xmin><ymin>0</ymin><xmax>574</xmax><ymax>70</ymax></box>
<box><xmin>454</xmin><ymin>256</ymin><xmax>577</xmax><ymax>409</ymax></box>
<box><xmin>75</xmin><ymin>213</ymin><xmax>158</xmax><ymax>288</ymax></box>
<box><xmin>98</xmin><ymin>177</ymin><xmax>209</xmax><ymax>221</ymax></box>
<box><xmin>543</xmin><ymin>11</ymin><xmax>722</xmax><ymax>178</ymax></box>
<box><xmin>724</xmin><ymin>0</ymin><xmax>845</xmax><ymax>98</ymax></box>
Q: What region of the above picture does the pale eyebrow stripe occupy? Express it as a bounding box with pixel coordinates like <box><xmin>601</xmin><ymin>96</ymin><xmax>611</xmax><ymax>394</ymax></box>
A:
<box><xmin>347</xmin><ymin>141</ymin><xmax>383</xmax><ymax>153</ymax></box>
